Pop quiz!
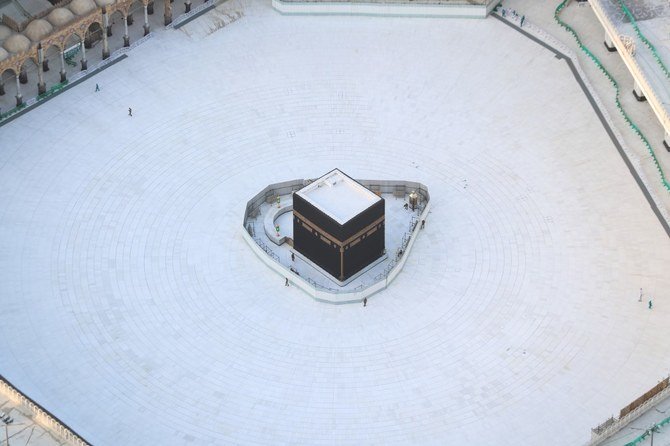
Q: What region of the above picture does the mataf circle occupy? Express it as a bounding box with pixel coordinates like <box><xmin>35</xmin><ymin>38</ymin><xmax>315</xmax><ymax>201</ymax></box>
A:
<box><xmin>1</xmin><ymin>2</ymin><xmax>670</xmax><ymax>445</ymax></box>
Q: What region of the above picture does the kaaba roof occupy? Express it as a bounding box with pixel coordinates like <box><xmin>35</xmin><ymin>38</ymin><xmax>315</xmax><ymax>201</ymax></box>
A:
<box><xmin>296</xmin><ymin>169</ymin><xmax>381</xmax><ymax>224</ymax></box>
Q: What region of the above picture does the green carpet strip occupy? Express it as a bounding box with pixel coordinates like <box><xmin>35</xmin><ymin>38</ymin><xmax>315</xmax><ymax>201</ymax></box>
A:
<box><xmin>618</xmin><ymin>0</ymin><xmax>670</xmax><ymax>81</ymax></box>
<box><xmin>554</xmin><ymin>0</ymin><xmax>670</xmax><ymax>192</ymax></box>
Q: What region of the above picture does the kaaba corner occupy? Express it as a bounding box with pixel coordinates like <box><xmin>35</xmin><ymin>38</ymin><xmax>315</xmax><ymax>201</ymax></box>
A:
<box><xmin>292</xmin><ymin>169</ymin><xmax>386</xmax><ymax>285</ymax></box>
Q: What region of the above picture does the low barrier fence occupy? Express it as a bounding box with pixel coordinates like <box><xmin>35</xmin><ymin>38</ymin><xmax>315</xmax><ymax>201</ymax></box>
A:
<box><xmin>0</xmin><ymin>103</ymin><xmax>26</xmax><ymax>121</ymax></box>
<box><xmin>0</xmin><ymin>373</ymin><xmax>90</xmax><ymax>446</ymax></box>
<box><xmin>587</xmin><ymin>376</ymin><xmax>670</xmax><ymax>445</ymax></box>
<box><xmin>242</xmin><ymin>179</ymin><xmax>430</xmax><ymax>303</ymax></box>
<box><xmin>620</xmin><ymin>377</ymin><xmax>669</xmax><ymax>419</ymax></box>
<box><xmin>37</xmin><ymin>81</ymin><xmax>69</xmax><ymax>101</ymax></box>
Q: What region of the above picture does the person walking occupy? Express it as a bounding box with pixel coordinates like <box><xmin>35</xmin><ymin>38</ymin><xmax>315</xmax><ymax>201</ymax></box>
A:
<box><xmin>421</xmin><ymin>219</ymin><xmax>425</xmax><ymax>229</ymax></box>
<box><xmin>363</xmin><ymin>297</ymin><xmax>367</xmax><ymax>307</ymax></box>
<box><xmin>639</xmin><ymin>287</ymin><xmax>643</xmax><ymax>302</ymax></box>
<box><xmin>95</xmin><ymin>83</ymin><xmax>100</xmax><ymax>92</ymax></box>
<box><xmin>520</xmin><ymin>15</ymin><xmax>525</xmax><ymax>27</ymax></box>
<box><xmin>648</xmin><ymin>299</ymin><xmax>653</xmax><ymax>309</ymax></box>
<box><xmin>128</xmin><ymin>107</ymin><xmax>132</xmax><ymax>117</ymax></box>
<box><xmin>285</xmin><ymin>277</ymin><xmax>289</xmax><ymax>287</ymax></box>
<box><xmin>291</xmin><ymin>252</ymin><xmax>295</xmax><ymax>262</ymax></box>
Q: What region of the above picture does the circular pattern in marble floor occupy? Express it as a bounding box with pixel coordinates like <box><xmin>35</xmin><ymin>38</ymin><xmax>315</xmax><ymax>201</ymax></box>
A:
<box><xmin>1</xmin><ymin>2</ymin><xmax>670</xmax><ymax>445</ymax></box>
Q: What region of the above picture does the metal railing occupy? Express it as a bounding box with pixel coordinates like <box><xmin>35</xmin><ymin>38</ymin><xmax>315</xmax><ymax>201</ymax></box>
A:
<box><xmin>0</xmin><ymin>374</ymin><xmax>91</xmax><ymax>446</ymax></box>
<box><xmin>587</xmin><ymin>376</ymin><xmax>670</xmax><ymax>445</ymax></box>
<box><xmin>253</xmin><ymin>237</ymin><xmax>280</xmax><ymax>263</ymax></box>
<box><xmin>243</xmin><ymin>178</ymin><xmax>430</xmax><ymax>301</ymax></box>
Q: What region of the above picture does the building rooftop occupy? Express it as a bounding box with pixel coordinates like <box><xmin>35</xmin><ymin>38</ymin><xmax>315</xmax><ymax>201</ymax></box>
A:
<box><xmin>296</xmin><ymin>169</ymin><xmax>381</xmax><ymax>224</ymax></box>
<box><xmin>0</xmin><ymin>0</ymin><xmax>53</xmax><ymax>26</ymax></box>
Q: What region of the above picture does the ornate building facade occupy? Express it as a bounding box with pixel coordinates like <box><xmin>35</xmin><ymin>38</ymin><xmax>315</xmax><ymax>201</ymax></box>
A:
<box><xmin>0</xmin><ymin>0</ymin><xmax>192</xmax><ymax>107</ymax></box>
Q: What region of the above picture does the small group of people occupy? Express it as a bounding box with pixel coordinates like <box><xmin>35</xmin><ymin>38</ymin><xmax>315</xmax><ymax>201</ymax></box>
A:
<box><xmin>499</xmin><ymin>7</ymin><xmax>525</xmax><ymax>27</ymax></box>
<box><xmin>95</xmin><ymin>83</ymin><xmax>134</xmax><ymax>116</ymax></box>
<box><xmin>285</xmin><ymin>253</ymin><xmax>297</xmax><ymax>286</ymax></box>
<box><xmin>640</xmin><ymin>288</ymin><xmax>653</xmax><ymax>309</ymax></box>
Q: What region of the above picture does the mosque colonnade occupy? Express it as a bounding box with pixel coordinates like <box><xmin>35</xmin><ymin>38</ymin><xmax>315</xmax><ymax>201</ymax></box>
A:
<box><xmin>0</xmin><ymin>0</ymin><xmax>189</xmax><ymax>109</ymax></box>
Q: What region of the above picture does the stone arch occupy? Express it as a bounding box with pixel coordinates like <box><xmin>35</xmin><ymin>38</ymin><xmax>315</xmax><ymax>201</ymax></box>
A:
<box><xmin>42</xmin><ymin>43</ymin><xmax>64</xmax><ymax>86</ymax></box>
<box><xmin>0</xmin><ymin>67</ymin><xmax>17</xmax><ymax>85</ymax></box>
<box><xmin>84</xmin><ymin>21</ymin><xmax>104</xmax><ymax>49</ymax></box>
<box><xmin>125</xmin><ymin>0</ymin><xmax>143</xmax><ymax>31</ymax></box>
<box><xmin>61</xmin><ymin>32</ymin><xmax>84</xmax><ymax>75</ymax></box>
<box><xmin>135</xmin><ymin>0</ymin><xmax>151</xmax><ymax>35</ymax></box>
<box><xmin>109</xmin><ymin>9</ymin><xmax>124</xmax><ymax>36</ymax></box>
<box><xmin>144</xmin><ymin>0</ymin><xmax>166</xmax><ymax>22</ymax></box>
<box><xmin>16</xmin><ymin>54</ymin><xmax>47</xmax><ymax>100</ymax></box>
<box><xmin>163</xmin><ymin>0</ymin><xmax>172</xmax><ymax>26</ymax></box>
<box><xmin>107</xmin><ymin>9</ymin><xmax>132</xmax><ymax>48</ymax></box>
<box><xmin>0</xmin><ymin>67</ymin><xmax>18</xmax><ymax>107</ymax></box>
<box><xmin>127</xmin><ymin>0</ymin><xmax>143</xmax><ymax>17</ymax></box>
<box><xmin>19</xmin><ymin>55</ymin><xmax>39</xmax><ymax>85</ymax></box>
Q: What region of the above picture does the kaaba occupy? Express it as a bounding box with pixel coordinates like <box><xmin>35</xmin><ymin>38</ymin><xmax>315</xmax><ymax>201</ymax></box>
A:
<box><xmin>293</xmin><ymin>169</ymin><xmax>385</xmax><ymax>283</ymax></box>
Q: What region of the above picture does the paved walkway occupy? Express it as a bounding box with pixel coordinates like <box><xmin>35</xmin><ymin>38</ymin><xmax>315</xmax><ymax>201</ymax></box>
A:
<box><xmin>0</xmin><ymin>0</ymin><xmax>669</xmax><ymax>444</ymax></box>
<box><xmin>503</xmin><ymin>0</ymin><xmax>670</xmax><ymax>214</ymax></box>
<box><xmin>0</xmin><ymin>0</ymin><xmax>182</xmax><ymax>115</ymax></box>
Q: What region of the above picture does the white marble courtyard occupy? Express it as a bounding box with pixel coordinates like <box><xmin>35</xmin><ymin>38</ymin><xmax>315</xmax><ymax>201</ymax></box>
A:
<box><xmin>1</xmin><ymin>0</ymin><xmax>670</xmax><ymax>444</ymax></box>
